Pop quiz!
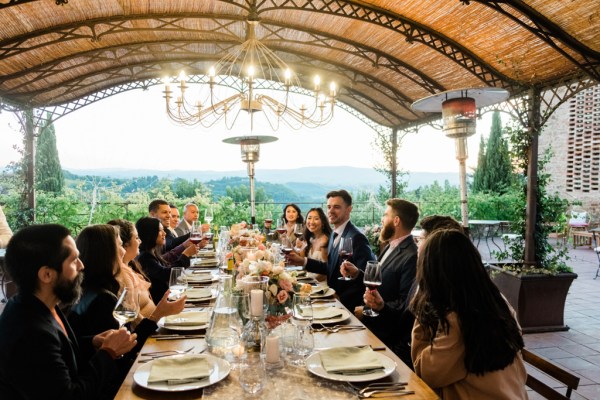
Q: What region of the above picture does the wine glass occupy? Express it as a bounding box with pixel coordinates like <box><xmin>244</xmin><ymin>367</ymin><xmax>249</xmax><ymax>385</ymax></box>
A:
<box><xmin>363</xmin><ymin>261</ymin><xmax>382</xmax><ymax>317</ymax></box>
<box><xmin>113</xmin><ymin>287</ymin><xmax>139</xmax><ymax>328</ymax></box>
<box><xmin>290</xmin><ymin>293</ymin><xmax>313</xmax><ymax>366</ymax></box>
<box><xmin>204</xmin><ymin>206</ymin><xmax>214</xmax><ymax>225</ymax></box>
<box><xmin>276</xmin><ymin>218</ymin><xmax>287</xmax><ymax>240</ymax></box>
<box><xmin>293</xmin><ymin>223</ymin><xmax>306</xmax><ymax>252</ymax></box>
<box><xmin>169</xmin><ymin>267</ymin><xmax>188</xmax><ymax>300</ymax></box>
<box><xmin>338</xmin><ymin>236</ymin><xmax>354</xmax><ymax>281</ymax></box>
<box><xmin>190</xmin><ymin>221</ymin><xmax>203</xmax><ymax>245</ymax></box>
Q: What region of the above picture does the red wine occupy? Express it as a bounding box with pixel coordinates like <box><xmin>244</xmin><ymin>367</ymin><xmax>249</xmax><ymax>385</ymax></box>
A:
<box><xmin>339</xmin><ymin>251</ymin><xmax>353</xmax><ymax>261</ymax></box>
<box><xmin>264</xmin><ymin>219</ymin><xmax>273</xmax><ymax>224</ymax></box>
<box><xmin>276</xmin><ymin>228</ymin><xmax>287</xmax><ymax>235</ymax></box>
<box><xmin>281</xmin><ymin>247</ymin><xmax>293</xmax><ymax>255</ymax></box>
<box><xmin>364</xmin><ymin>281</ymin><xmax>382</xmax><ymax>291</ymax></box>
<box><xmin>189</xmin><ymin>238</ymin><xmax>202</xmax><ymax>245</ymax></box>
<box><xmin>295</xmin><ymin>233</ymin><xmax>304</xmax><ymax>241</ymax></box>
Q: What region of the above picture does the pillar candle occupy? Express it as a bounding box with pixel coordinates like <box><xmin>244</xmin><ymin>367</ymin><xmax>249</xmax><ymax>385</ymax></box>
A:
<box><xmin>265</xmin><ymin>335</ymin><xmax>280</xmax><ymax>363</ymax></box>
<box><xmin>250</xmin><ymin>289</ymin><xmax>263</xmax><ymax>317</ymax></box>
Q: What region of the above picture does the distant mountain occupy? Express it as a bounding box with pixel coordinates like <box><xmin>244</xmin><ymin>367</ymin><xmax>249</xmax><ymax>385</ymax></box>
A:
<box><xmin>64</xmin><ymin>166</ymin><xmax>459</xmax><ymax>191</ymax></box>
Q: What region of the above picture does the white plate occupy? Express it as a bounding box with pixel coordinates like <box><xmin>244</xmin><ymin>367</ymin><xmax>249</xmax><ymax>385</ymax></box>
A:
<box><xmin>306</xmin><ymin>351</ymin><xmax>396</xmax><ymax>382</ymax></box>
<box><xmin>311</xmin><ymin>307</ymin><xmax>350</xmax><ymax>324</ymax></box>
<box><xmin>186</xmin><ymin>275</ymin><xmax>219</xmax><ymax>284</ymax></box>
<box><xmin>309</xmin><ymin>287</ymin><xmax>336</xmax><ymax>298</ymax></box>
<box><xmin>185</xmin><ymin>288</ymin><xmax>217</xmax><ymax>302</ymax></box>
<box><xmin>133</xmin><ymin>354</ymin><xmax>231</xmax><ymax>392</ymax></box>
<box><xmin>157</xmin><ymin>312</ymin><xmax>209</xmax><ymax>331</ymax></box>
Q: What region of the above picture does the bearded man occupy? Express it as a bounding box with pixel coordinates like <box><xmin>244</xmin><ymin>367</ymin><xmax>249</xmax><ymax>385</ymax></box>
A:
<box><xmin>341</xmin><ymin>198</ymin><xmax>419</xmax><ymax>369</ymax></box>
<box><xmin>0</xmin><ymin>224</ymin><xmax>137</xmax><ymax>399</ymax></box>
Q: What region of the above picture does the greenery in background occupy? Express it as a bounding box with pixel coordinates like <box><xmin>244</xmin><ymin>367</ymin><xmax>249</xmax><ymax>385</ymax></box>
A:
<box><xmin>35</xmin><ymin>115</ymin><xmax>64</xmax><ymax>193</ymax></box>
<box><xmin>472</xmin><ymin>111</ymin><xmax>514</xmax><ymax>194</ymax></box>
<box><xmin>492</xmin><ymin>121</ymin><xmax>571</xmax><ymax>274</ymax></box>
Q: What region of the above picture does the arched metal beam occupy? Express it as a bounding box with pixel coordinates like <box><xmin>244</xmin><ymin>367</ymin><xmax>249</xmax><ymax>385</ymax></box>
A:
<box><xmin>471</xmin><ymin>0</ymin><xmax>600</xmax><ymax>81</ymax></box>
<box><xmin>246</xmin><ymin>0</ymin><xmax>518</xmax><ymax>88</ymax></box>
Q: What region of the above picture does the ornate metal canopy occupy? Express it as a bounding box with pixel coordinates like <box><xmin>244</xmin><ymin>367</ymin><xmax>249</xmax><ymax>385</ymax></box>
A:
<box><xmin>0</xmin><ymin>0</ymin><xmax>598</xmax><ymax>130</ymax></box>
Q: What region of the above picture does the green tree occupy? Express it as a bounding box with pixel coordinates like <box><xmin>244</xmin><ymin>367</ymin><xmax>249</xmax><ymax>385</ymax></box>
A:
<box><xmin>472</xmin><ymin>135</ymin><xmax>487</xmax><ymax>192</ymax></box>
<box><xmin>35</xmin><ymin>115</ymin><xmax>64</xmax><ymax>193</ymax></box>
<box><xmin>474</xmin><ymin>112</ymin><xmax>513</xmax><ymax>194</ymax></box>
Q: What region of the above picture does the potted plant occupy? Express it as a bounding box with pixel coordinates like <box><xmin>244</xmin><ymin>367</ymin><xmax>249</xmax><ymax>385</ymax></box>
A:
<box><xmin>490</xmin><ymin>123</ymin><xmax>577</xmax><ymax>333</ymax></box>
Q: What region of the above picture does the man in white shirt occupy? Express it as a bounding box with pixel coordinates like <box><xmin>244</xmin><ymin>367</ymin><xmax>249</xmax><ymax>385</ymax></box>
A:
<box><xmin>0</xmin><ymin>205</ymin><xmax>13</xmax><ymax>249</ymax></box>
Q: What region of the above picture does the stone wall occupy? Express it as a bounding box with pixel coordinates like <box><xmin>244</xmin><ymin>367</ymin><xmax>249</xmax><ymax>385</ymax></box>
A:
<box><xmin>539</xmin><ymin>85</ymin><xmax>600</xmax><ymax>226</ymax></box>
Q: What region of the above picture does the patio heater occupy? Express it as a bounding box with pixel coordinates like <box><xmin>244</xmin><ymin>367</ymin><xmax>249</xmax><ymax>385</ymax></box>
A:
<box><xmin>412</xmin><ymin>88</ymin><xmax>509</xmax><ymax>227</ymax></box>
<box><xmin>223</xmin><ymin>135</ymin><xmax>278</xmax><ymax>225</ymax></box>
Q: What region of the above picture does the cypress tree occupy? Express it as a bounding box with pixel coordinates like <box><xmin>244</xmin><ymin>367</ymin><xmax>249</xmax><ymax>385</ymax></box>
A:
<box><xmin>35</xmin><ymin>115</ymin><xmax>64</xmax><ymax>193</ymax></box>
<box><xmin>472</xmin><ymin>135</ymin><xmax>487</xmax><ymax>192</ymax></box>
<box><xmin>483</xmin><ymin>111</ymin><xmax>513</xmax><ymax>193</ymax></box>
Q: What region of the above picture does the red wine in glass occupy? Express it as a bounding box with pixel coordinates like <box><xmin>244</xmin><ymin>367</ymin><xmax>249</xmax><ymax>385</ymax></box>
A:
<box><xmin>276</xmin><ymin>228</ymin><xmax>287</xmax><ymax>235</ymax></box>
<box><xmin>264</xmin><ymin>219</ymin><xmax>273</xmax><ymax>224</ymax></box>
<box><xmin>281</xmin><ymin>247</ymin><xmax>293</xmax><ymax>255</ymax></box>
<box><xmin>295</xmin><ymin>233</ymin><xmax>304</xmax><ymax>241</ymax></box>
<box><xmin>339</xmin><ymin>250</ymin><xmax>353</xmax><ymax>262</ymax></box>
<box><xmin>364</xmin><ymin>281</ymin><xmax>382</xmax><ymax>291</ymax></box>
<box><xmin>190</xmin><ymin>233</ymin><xmax>202</xmax><ymax>245</ymax></box>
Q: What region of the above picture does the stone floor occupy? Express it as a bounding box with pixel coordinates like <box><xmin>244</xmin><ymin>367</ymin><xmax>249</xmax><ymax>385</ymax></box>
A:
<box><xmin>478</xmin><ymin>236</ymin><xmax>600</xmax><ymax>400</ymax></box>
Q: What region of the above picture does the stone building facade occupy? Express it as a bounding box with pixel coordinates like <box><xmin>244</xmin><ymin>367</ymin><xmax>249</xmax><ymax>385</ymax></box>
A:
<box><xmin>539</xmin><ymin>84</ymin><xmax>600</xmax><ymax>224</ymax></box>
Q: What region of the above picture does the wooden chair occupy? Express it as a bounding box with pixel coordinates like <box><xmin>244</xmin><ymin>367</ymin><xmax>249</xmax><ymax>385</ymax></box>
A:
<box><xmin>522</xmin><ymin>348</ymin><xmax>580</xmax><ymax>399</ymax></box>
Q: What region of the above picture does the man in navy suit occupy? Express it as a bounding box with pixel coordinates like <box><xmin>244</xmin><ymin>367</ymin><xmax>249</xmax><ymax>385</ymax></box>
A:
<box><xmin>341</xmin><ymin>198</ymin><xmax>419</xmax><ymax>369</ymax></box>
<box><xmin>287</xmin><ymin>189</ymin><xmax>375</xmax><ymax>310</ymax></box>
<box><xmin>0</xmin><ymin>224</ymin><xmax>137</xmax><ymax>399</ymax></box>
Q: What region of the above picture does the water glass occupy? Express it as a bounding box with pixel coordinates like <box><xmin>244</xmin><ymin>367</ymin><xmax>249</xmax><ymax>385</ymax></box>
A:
<box><xmin>168</xmin><ymin>267</ymin><xmax>188</xmax><ymax>299</ymax></box>
<box><xmin>239</xmin><ymin>354</ymin><xmax>267</xmax><ymax>395</ymax></box>
<box><xmin>290</xmin><ymin>294</ymin><xmax>313</xmax><ymax>366</ymax></box>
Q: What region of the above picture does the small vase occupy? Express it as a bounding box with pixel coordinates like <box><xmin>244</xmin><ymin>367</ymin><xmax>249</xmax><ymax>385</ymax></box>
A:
<box><xmin>265</xmin><ymin>297</ymin><xmax>292</xmax><ymax>330</ymax></box>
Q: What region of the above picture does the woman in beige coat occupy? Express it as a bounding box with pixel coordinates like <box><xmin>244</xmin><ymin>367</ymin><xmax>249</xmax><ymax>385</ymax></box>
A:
<box><xmin>410</xmin><ymin>229</ymin><xmax>527</xmax><ymax>400</ymax></box>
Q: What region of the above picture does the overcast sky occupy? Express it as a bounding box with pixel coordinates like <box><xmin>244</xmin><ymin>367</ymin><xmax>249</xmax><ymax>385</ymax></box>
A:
<box><xmin>0</xmin><ymin>86</ymin><xmax>494</xmax><ymax>174</ymax></box>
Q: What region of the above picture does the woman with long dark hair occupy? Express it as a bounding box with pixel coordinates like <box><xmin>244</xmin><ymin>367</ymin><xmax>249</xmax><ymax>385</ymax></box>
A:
<box><xmin>68</xmin><ymin>224</ymin><xmax>185</xmax><ymax>393</ymax></box>
<box><xmin>281</xmin><ymin>203</ymin><xmax>304</xmax><ymax>242</ymax></box>
<box><xmin>136</xmin><ymin>217</ymin><xmax>195</xmax><ymax>303</ymax></box>
<box><xmin>410</xmin><ymin>229</ymin><xmax>527</xmax><ymax>399</ymax></box>
<box><xmin>299</xmin><ymin>207</ymin><xmax>331</xmax><ymax>263</ymax></box>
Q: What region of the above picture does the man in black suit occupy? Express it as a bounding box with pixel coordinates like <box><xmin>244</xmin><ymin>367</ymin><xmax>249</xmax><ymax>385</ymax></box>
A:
<box><xmin>341</xmin><ymin>198</ymin><xmax>419</xmax><ymax>369</ymax></box>
<box><xmin>287</xmin><ymin>189</ymin><xmax>375</xmax><ymax>310</ymax></box>
<box><xmin>0</xmin><ymin>224</ymin><xmax>137</xmax><ymax>400</ymax></box>
<box><xmin>148</xmin><ymin>199</ymin><xmax>189</xmax><ymax>251</ymax></box>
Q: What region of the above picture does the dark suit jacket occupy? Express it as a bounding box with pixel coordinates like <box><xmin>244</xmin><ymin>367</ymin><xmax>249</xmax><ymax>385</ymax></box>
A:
<box><xmin>0</xmin><ymin>294</ymin><xmax>116</xmax><ymax>400</ymax></box>
<box><xmin>165</xmin><ymin>228</ymin><xmax>189</xmax><ymax>251</ymax></box>
<box><xmin>306</xmin><ymin>221</ymin><xmax>375</xmax><ymax>310</ymax></box>
<box><xmin>361</xmin><ymin>236</ymin><xmax>417</xmax><ymax>365</ymax></box>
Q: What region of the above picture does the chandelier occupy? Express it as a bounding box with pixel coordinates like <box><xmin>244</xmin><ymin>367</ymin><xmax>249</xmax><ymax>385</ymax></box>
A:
<box><xmin>162</xmin><ymin>19</ymin><xmax>337</xmax><ymax>131</ymax></box>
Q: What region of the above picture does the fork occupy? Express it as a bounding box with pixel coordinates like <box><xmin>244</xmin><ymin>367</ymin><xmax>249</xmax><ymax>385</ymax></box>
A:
<box><xmin>141</xmin><ymin>346</ymin><xmax>194</xmax><ymax>356</ymax></box>
<box><xmin>322</xmin><ymin>324</ymin><xmax>365</xmax><ymax>333</ymax></box>
<box><xmin>358</xmin><ymin>389</ymin><xmax>415</xmax><ymax>398</ymax></box>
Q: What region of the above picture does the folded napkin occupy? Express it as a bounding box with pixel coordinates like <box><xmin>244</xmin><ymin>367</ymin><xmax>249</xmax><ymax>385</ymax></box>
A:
<box><xmin>185</xmin><ymin>288</ymin><xmax>213</xmax><ymax>300</ymax></box>
<box><xmin>186</xmin><ymin>274</ymin><xmax>214</xmax><ymax>283</ymax></box>
<box><xmin>164</xmin><ymin>311</ymin><xmax>208</xmax><ymax>326</ymax></box>
<box><xmin>301</xmin><ymin>306</ymin><xmax>343</xmax><ymax>320</ymax></box>
<box><xmin>198</xmin><ymin>250</ymin><xmax>216</xmax><ymax>257</ymax></box>
<box><xmin>311</xmin><ymin>286</ymin><xmax>329</xmax><ymax>295</ymax></box>
<box><xmin>147</xmin><ymin>355</ymin><xmax>210</xmax><ymax>385</ymax></box>
<box><xmin>319</xmin><ymin>346</ymin><xmax>385</xmax><ymax>375</ymax></box>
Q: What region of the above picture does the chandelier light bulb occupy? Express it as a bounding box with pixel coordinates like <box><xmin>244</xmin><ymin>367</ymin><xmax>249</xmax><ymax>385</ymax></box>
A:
<box><xmin>178</xmin><ymin>71</ymin><xmax>186</xmax><ymax>82</ymax></box>
<box><xmin>284</xmin><ymin>69</ymin><xmax>292</xmax><ymax>85</ymax></box>
<box><xmin>247</xmin><ymin>65</ymin><xmax>255</xmax><ymax>78</ymax></box>
<box><xmin>314</xmin><ymin>75</ymin><xmax>321</xmax><ymax>91</ymax></box>
<box><xmin>329</xmin><ymin>82</ymin><xmax>337</xmax><ymax>97</ymax></box>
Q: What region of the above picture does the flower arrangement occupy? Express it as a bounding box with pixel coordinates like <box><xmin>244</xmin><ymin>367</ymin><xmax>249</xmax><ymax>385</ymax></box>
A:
<box><xmin>236</xmin><ymin>248</ymin><xmax>311</xmax><ymax>328</ymax></box>
<box><xmin>363</xmin><ymin>224</ymin><xmax>382</xmax><ymax>254</ymax></box>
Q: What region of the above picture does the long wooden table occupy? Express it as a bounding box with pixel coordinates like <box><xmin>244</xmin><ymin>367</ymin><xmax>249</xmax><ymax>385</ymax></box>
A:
<box><xmin>115</xmin><ymin>287</ymin><xmax>438</xmax><ymax>399</ymax></box>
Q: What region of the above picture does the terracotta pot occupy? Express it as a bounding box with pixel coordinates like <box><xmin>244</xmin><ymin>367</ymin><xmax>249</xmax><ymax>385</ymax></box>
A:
<box><xmin>489</xmin><ymin>265</ymin><xmax>577</xmax><ymax>333</ymax></box>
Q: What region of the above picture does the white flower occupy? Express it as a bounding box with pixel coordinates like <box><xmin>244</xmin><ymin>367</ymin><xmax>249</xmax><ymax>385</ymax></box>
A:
<box><xmin>272</xmin><ymin>264</ymin><xmax>284</xmax><ymax>275</ymax></box>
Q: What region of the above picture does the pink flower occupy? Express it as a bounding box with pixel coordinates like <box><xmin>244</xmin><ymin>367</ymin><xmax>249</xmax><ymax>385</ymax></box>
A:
<box><xmin>276</xmin><ymin>290</ymin><xmax>289</xmax><ymax>304</ymax></box>
<box><xmin>279</xmin><ymin>278</ymin><xmax>293</xmax><ymax>292</ymax></box>
<box><xmin>258</xmin><ymin>244</ymin><xmax>266</xmax><ymax>251</ymax></box>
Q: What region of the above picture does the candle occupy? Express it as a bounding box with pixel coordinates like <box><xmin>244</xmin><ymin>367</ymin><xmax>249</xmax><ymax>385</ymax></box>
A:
<box><xmin>250</xmin><ymin>289</ymin><xmax>263</xmax><ymax>317</ymax></box>
<box><xmin>265</xmin><ymin>335</ymin><xmax>280</xmax><ymax>363</ymax></box>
